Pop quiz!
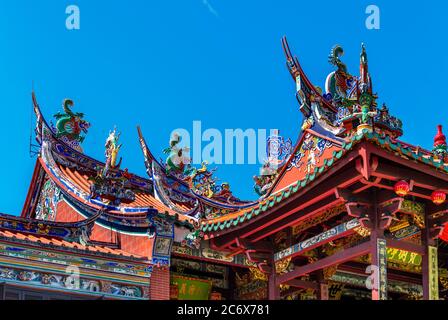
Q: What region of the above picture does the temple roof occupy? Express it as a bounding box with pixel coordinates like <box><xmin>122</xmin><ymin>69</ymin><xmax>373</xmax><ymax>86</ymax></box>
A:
<box><xmin>202</xmin><ymin>128</ymin><xmax>448</xmax><ymax>235</ymax></box>
<box><xmin>19</xmin><ymin>38</ymin><xmax>448</xmax><ymax>249</ymax></box>
<box><xmin>29</xmin><ymin>92</ymin><xmax>196</xmax><ymax>227</ymax></box>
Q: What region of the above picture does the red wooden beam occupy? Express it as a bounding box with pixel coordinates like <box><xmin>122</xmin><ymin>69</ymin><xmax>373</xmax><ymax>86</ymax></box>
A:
<box><xmin>250</xmin><ymin>197</ymin><xmax>343</xmax><ymax>243</ymax></box>
<box><xmin>212</xmin><ymin>168</ymin><xmax>363</xmax><ymax>249</ymax></box>
<box><xmin>276</xmin><ymin>240</ymin><xmax>371</xmax><ymax>285</ymax></box>
<box><xmin>285</xmin><ymin>279</ymin><xmax>319</xmax><ymax>290</ymax></box>
<box><xmin>351</xmin><ymin>177</ymin><xmax>381</xmax><ymax>194</ymax></box>
<box><xmin>245</xmin><ymin>169</ymin><xmax>361</xmax><ymax>239</ymax></box>
<box><xmin>368</xmin><ymin>144</ymin><xmax>448</xmax><ymax>187</ymax></box>
<box><xmin>359</xmin><ymin>178</ymin><xmax>433</xmax><ymax>201</ymax></box>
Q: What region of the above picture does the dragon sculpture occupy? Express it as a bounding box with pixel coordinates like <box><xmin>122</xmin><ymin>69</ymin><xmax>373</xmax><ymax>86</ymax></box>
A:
<box><xmin>162</xmin><ymin>133</ymin><xmax>238</xmax><ymax>204</ymax></box>
<box><xmin>325</xmin><ymin>45</ymin><xmax>354</xmax><ymax>102</ymax></box>
<box><xmin>253</xmin><ymin>161</ymin><xmax>278</xmax><ymax>197</ymax></box>
<box><xmin>189</xmin><ymin>162</ymin><xmax>217</xmax><ymax>197</ymax></box>
<box><xmin>54</xmin><ymin>99</ymin><xmax>90</xmax><ymax>143</ymax></box>
<box><xmin>328</xmin><ymin>45</ymin><xmax>348</xmax><ymax>73</ymax></box>
<box><xmin>163</xmin><ymin>133</ymin><xmax>195</xmax><ymax>177</ymax></box>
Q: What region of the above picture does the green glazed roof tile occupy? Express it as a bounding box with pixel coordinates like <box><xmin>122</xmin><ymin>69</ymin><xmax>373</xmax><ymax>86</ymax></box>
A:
<box><xmin>276</xmin><ymin>194</ymin><xmax>283</xmax><ymax>203</ymax></box>
<box><xmin>292</xmin><ymin>184</ymin><xmax>299</xmax><ymax>193</ymax></box>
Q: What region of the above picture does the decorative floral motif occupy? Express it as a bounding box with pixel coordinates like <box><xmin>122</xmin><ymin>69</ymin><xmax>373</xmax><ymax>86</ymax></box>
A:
<box><xmin>253</xmin><ymin>132</ymin><xmax>292</xmax><ymax>197</ymax></box>
<box><xmin>275</xmin><ymin>257</ymin><xmax>293</xmax><ymax>275</ymax></box>
<box><xmin>287</xmin><ymin>134</ymin><xmax>333</xmax><ymax>173</ymax></box>
<box><xmin>266</xmin><ymin>132</ymin><xmax>293</xmax><ymax>168</ymax></box>
<box><xmin>182</xmin><ymin>229</ymin><xmax>204</xmax><ymax>249</ymax></box>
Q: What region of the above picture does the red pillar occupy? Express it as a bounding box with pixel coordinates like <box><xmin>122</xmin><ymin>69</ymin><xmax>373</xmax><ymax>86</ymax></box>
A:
<box><xmin>268</xmin><ymin>271</ymin><xmax>280</xmax><ymax>300</ymax></box>
<box><xmin>369</xmin><ymin>191</ymin><xmax>388</xmax><ymax>301</ymax></box>
<box><xmin>316</xmin><ymin>270</ymin><xmax>328</xmax><ymax>300</ymax></box>
<box><xmin>319</xmin><ymin>283</ymin><xmax>329</xmax><ymax>300</ymax></box>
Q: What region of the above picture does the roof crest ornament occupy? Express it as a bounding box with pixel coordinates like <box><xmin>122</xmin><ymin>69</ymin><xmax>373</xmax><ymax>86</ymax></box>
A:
<box><xmin>53</xmin><ymin>98</ymin><xmax>90</xmax><ymax>152</ymax></box>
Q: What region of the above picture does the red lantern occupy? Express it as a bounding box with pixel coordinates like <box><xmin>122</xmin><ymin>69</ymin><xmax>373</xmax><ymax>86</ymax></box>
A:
<box><xmin>431</xmin><ymin>190</ymin><xmax>446</xmax><ymax>205</ymax></box>
<box><xmin>394</xmin><ymin>180</ymin><xmax>410</xmax><ymax>197</ymax></box>
<box><xmin>440</xmin><ymin>225</ymin><xmax>448</xmax><ymax>243</ymax></box>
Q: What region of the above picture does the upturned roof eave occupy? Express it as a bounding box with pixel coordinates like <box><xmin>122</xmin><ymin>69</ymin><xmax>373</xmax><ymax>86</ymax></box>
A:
<box><xmin>201</xmin><ymin>130</ymin><xmax>448</xmax><ymax>235</ymax></box>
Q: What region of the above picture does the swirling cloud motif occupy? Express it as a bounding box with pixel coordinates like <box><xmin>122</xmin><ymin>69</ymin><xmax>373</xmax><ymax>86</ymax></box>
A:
<box><xmin>202</xmin><ymin>0</ymin><xmax>218</xmax><ymax>17</ymax></box>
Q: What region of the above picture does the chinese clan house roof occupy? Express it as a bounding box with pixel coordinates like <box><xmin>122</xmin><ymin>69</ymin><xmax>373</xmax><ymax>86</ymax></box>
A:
<box><xmin>22</xmin><ymin>38</ymin><xmax>448</xmax><ymax>252</ymax></box>
<box><xmin>200</xmin><ymin>38</ymin><xmax>448</xmax><ymax>248</ymax></box>
<box><xmin>30</xmin><ymin>92</ymin><xmax>197</xmax><ymax>227</ymax></box>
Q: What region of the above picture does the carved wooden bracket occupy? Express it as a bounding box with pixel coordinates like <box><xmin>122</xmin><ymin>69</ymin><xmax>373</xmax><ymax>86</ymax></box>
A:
<box><xmin>378</xmin><ymin>197</ymin><xmax>403</xmax><ymax>230</ymax></box>
<box><xmin>258</xmin><ymin>262</ymin><xmax>272</xmax><ymax>274</ymax></box>
<box><xmin>345</xmin><ymin>202</ymin><xmax>372</xmax><ymax>229</ymax></box>
<box><xmin>233</xmin><ymin>237</ymin><xmax>274</xmax><ymax>274</ymax></box>
<box><xmin>335</xmin><ymin>188</ymin><xmax>370</xmax><ymax>205</ymax></box>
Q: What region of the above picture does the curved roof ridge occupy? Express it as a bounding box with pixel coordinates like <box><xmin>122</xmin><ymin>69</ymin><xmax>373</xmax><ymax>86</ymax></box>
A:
<box><xmin>33</xmin><ymin>91</ymin><xmax>153</xmax><ymax>189</ymax></box>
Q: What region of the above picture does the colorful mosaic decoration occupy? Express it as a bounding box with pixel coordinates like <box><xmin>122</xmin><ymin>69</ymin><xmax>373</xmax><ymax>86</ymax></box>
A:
<box><xmin>266</xmin><ymin>131</ymin><xmax>293</xmax><ymax>168</ymax></box>
<box><xmin>0</xmin><ymin>243</ymin><xmax>152</xmax><ymax>277</ymax></box>
<box><xmin>35</xmin><ymin>179</ymin><xmax>61</xmax><ymax>221</ymax></box>
<box><xmin>276</xmin><ymin>219</ymin><xmax>360</xmax><ymax>261</ymax></box>
<box><xmin>0</xmin><ymin>266</ymin><xmax>146</xmax><ymax>299</ymax></box>
<box><xmin>287</xmin><ymin>133</ymin><xmax>334</xmax><ymax>174</ymax></box>
<box><xmin>152</xmin><ymin>216</ymin><xmax>174</xmax><ymax>266</ymax></box>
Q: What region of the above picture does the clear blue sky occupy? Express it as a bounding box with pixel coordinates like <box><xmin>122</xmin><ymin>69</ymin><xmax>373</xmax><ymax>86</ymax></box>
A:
<box><xmin>0</xmin><ymin>0</ymin><xmax>446</xmax><ymax>215</ymax></box>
